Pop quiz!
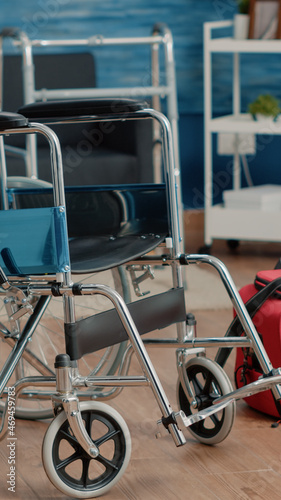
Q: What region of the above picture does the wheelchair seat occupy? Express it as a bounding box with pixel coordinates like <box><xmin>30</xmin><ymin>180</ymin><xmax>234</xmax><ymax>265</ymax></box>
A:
<box><xmin>10</xmin><ymin>183</ymin><xmax>169</xmax><ymax>273</ymax></box>
<box><xmin>14</xmin><ymin>98</ymin><xmax>170</xmax><ymax>274</ymax></box>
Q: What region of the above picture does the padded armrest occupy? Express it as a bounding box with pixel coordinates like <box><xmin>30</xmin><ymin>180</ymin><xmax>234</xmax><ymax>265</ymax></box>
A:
<box><xmin>18</xmin><ymin>98</ymin><xmax>148</xmax><ymax>120</ymax></box>
<box><xmin>0</xmin><ymin>112</ymin><xmax>28</xmax><ymax>131</ymax></box>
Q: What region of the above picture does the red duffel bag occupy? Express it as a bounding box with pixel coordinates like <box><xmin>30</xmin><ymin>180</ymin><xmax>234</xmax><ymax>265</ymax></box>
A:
<box><xmin>234</xmin><ymin>269</ymin><xmax>281</xmax><ymax>417</ymax></box>
<box><xmin>215</xmin><ymin>268</ymin><xmax>281</xmax><ymax>418</ymax></box>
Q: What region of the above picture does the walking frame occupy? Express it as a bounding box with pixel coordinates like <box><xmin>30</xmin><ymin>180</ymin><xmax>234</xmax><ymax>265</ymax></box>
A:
<box><xmin>0</xmin><ymin>27</ymin><xmax>281</xmax><ymax>499</ymax></box>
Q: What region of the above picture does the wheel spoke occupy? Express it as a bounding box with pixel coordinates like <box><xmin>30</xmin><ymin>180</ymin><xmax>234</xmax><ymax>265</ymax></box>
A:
<box><xmin>211</xmin><ymin>379</ymin><xmax>222</xmax><ymax>398</ymax></box>
<box><xmin>82</xmin><ymin>411</ymin><xmax>93</xmax><ymax>435</ymax></box>
<box><xmin>58</xmin><ymin>428</ymin><xmax>79</xmax><ymax>450</ymax></box>
<box><xmin>95</xmin><ymin>453</ymin><xmax>119</xmax><ymax>472</ymax></box>
<box><xmin>196</xmin><ymin>420</ymin><xmax>205</xmax><ymax>433</ymax></box>
<box><xmin>81</xmin><ymin>457</ymin><xmax>91</xmax><ymax>487</ymax></box>
<box><xmin>56</xmin><ymin>450</ymin><xmax>81</xmax><ymax>471</ymax></box>
<box><xmin>95</xmin><ymin>428</ymin><xmax>120</xmax><ymax>448</ymax></box>
<box><xmin>192</xmin><ymin>375</ymin><xmax>203</xmax><ymax>395</ymax></box>
<box><xmin>209</xmin><ymin>412</ymin><xmax>221</xmax><ymax>426</ymax></box>
<box><xmin>202</xmin><ymin>372</ymin><xmax>213</xmax><ymax>395</ymax></box>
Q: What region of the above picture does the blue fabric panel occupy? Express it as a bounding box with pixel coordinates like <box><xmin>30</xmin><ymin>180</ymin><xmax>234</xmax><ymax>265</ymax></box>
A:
<box><xmin>0</xmin><ymin>206</ymin><xmax>70</xmax><ymax>275</ymax></box>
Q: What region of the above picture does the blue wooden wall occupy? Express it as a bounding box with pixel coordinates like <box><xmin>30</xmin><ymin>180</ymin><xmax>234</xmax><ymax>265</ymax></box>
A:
<box><xmin>1</xmin><ymin>0</ymin><xmax>280</xmax><ymax>208</ymax></box>
<box><xmin>1</xmin><ymin>0</ymin><xmax>240</xmax><ymax>114</ymax></box>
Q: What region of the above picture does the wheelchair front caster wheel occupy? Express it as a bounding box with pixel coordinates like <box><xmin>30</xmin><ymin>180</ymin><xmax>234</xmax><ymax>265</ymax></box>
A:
<box><xmin>42</xmin><ymin>401</ymin><xmax>131</xmax><ymax>498</ymax></box>
<box><xmin>177</xmin><ymin>357</ymin><xmax>236</xmax><ymax>445</ymax></box>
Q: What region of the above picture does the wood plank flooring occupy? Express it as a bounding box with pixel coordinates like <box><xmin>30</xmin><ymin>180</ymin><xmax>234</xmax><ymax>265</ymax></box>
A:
<box><xmin>1</xmin><ymin>240</ymin><xmax>281</xmax><ymax>499</ymax></box>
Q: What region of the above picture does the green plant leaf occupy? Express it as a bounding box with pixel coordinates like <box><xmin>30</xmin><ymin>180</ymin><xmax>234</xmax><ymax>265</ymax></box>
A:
<box><xmin>248</xmin><ymin>94</ymin><xmax>281</xmax><ymax>118</ymax></box>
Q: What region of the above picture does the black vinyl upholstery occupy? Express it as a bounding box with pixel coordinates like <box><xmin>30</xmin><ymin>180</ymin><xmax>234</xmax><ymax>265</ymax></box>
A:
<box><xmin>18</xmin><ymin>98</ymin><xmax>148</xmax><ymax>119</ymax></box>
<box><xmin>10</xmin><ymin>184</ymin><xmax>169</xmax><ymax>272</ymax></box>
<box><xmin>3</xmin><ymin>54</ymin><xmax>153</xmax><ymax>185</ymax></box>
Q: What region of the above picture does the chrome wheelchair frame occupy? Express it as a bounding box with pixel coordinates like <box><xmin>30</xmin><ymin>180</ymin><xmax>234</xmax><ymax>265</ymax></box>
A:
<box><xmin>0</xmin><ymin>102</ymin><xmax>281</xmax><ymax>498</ymax></box>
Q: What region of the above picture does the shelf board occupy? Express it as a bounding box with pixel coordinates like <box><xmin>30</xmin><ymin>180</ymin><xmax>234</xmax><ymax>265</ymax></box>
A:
<box><xmin>209</xmin><ymin>37</ymin><xmax>281</xmax><ymax>54</ymax></box>
<box><xmin>208</xmin><ymin>204</ymin><xmax>281</xmax><ymax>241</ymax></box>
<box><xmin>209</xmin><ymin>113</ymin><xmax>281</xmax><ymax>134</ymax></box>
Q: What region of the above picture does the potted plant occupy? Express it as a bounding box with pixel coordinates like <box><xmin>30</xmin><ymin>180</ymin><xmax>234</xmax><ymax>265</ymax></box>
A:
<box><xmin>234</xmin><ymin>0</ymin><xmax>250</xmax><ymax>39</ymax></box>
<box><xmin>237</xmin><ymin>0</ymin><xmax>250</xmax><ymax>14</ymax></box>
<box><xmin>248</xmin><ymin>94</ymin><xmax>281</xmax><ymax>121</ymax></box>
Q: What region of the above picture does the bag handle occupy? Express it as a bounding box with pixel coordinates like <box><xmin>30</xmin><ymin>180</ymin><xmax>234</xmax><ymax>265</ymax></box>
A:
<box><xmin>215</xmin><ymin>276</ymin><xmax>281</xmax><ymax>368</ymax></box>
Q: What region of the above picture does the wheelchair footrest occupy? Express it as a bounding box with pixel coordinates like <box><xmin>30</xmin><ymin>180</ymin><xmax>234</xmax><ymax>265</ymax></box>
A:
<box><xmin>65</xmin><ymin>287</ymin><xmax>186</xmax><ymax>360</ymax></box>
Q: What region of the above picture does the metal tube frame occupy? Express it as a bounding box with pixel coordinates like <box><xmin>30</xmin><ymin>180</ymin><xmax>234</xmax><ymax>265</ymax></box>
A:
<box><xmin>5</xmin><ymin>25</ymin><xmax>182</xmax><ymax>196</ymax></box>
<box><xmin>0</xmin><ymin>122</ymin><xmax>65</xmax><ymax>207</ymax></box>
<box><xmin>0</xmin><ymin>117</ymin><xmax>279</xmax><ymax>434</ymax></box>
<box><xmin>0</xmin><ymin>120</ymin><xmax>74</xmax><ymax>398</ymax></box>
<box><xmin>1</xmin><ymin>24</ymin><xmax>186</xmax><ymax>331</ymax></box>
<box><xmin>184</xmin><ymin>253</ymin><xmax>281</xmax><ymax>402</ymax></box>
<box><xmin>1</xmin><ymin>251</ymin><xmax>279</xmax><ymax>393</ymax></box>
<box><xmin>1</xmin><ymin>271</ymin><xmax>281</xmax><ymax>445</ymax></box>
<box><xmin>0</xmin><ymin>37</ymin><xmax>280</xmax><ymax>446</ymax></box>
<box><xmin>22</xmin><ymin>106</ymin><xmax>187</xmax><ymax>345</ymax></box>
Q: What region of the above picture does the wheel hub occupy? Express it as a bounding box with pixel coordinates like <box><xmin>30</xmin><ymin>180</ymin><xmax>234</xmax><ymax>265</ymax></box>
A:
<box><xmin>195</xmin><ymin>394</ymin><xmax>213</xmax><ymax>410</ymax></box>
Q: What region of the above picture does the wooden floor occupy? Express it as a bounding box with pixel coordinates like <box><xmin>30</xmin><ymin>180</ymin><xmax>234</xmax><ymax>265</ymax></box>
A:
<box><xmin>2</xmin><ymin>240</ymin><xmax>281</xmax><ymax>499</ymax></box>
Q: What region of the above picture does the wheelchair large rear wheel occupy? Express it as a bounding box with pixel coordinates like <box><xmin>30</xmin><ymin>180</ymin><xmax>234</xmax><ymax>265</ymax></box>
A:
<box><xmin>42</xmin><ymin>401</ymin><xmax>131</xmax><ymax>498</ymax></box>
<box><xmin>0</xmin><ymin>267</ymin><xmax>130</xmax><ymax>420</ymax></box>
<box><xmin>177</xmin><ymin>357</ymin><xmax>236</xmax><ymax>445</ymax></box>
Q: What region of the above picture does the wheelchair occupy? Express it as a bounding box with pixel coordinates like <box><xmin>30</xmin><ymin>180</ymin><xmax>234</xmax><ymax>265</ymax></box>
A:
<box><xmin>0</xmin><ymin>98</ymin><xmax>281</xmax><ymax>498</ymax></box>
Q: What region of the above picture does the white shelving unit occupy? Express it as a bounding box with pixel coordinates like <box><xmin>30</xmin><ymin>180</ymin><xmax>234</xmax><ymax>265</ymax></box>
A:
<box><xmin>203</xmin><ymin>20</ymin><xmax>281</xmax><ymax>248</ymax></box>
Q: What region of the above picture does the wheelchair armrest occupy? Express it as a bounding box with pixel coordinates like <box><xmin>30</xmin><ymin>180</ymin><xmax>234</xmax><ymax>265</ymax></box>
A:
<box><xmin>0</xmin><ymin>112</ymin><xmax>28</xmax><ymax>131</ymax></box>
<box><xmin>18</xmin><ymin>98</ymin><xmax>148</xmax><ymax>120</ymax></box>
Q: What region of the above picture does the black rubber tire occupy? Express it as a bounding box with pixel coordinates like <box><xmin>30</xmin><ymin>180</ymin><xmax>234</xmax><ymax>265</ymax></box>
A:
<box><xmin>42</xmin><ymin>401</ymin><xmax>131</xmax><ymax>498</ymax></box>
<box><xmin>177</xmin><ymin>357</ymin><xmax>236</xmax><ymax>445</ymax></box>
